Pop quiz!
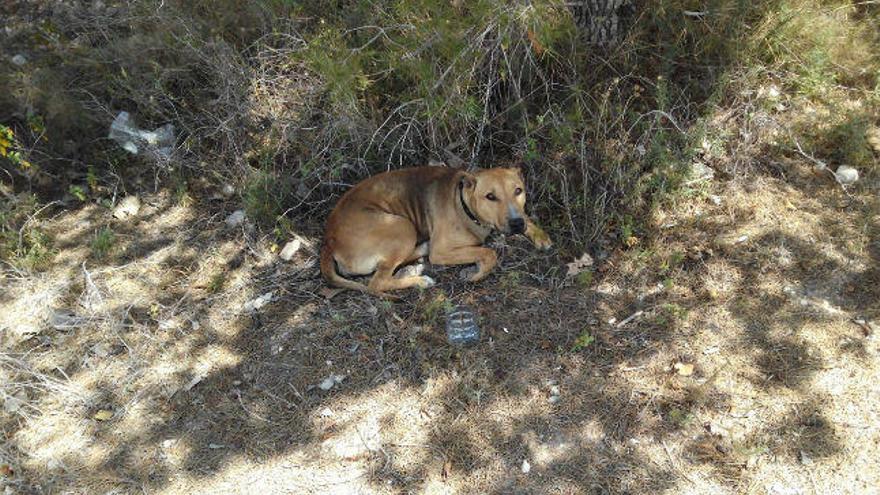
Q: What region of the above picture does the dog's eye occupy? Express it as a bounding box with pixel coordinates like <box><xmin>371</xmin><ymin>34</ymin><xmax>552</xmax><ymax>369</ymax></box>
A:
<box><xmin>485</xmin><ymin>193</ymin><xmax>497</xmax><ymax>201</ymax></box>
<box><xmin>514</xmin><ymin>187</ymin><xmax>523</xmax><ymax>196</ymax></box>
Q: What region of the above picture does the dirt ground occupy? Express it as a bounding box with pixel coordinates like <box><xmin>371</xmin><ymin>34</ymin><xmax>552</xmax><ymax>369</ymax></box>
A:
<box><xmin>2</xmin><ymin>145</ymin><xmax>879</xmax><ymax>495</ymax></box>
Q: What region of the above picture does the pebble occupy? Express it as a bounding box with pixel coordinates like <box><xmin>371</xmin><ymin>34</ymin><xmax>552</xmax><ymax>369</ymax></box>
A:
<box><xmin>242</xmin><ymin>291</ymin><xmax>275</xmax><ymax>312</ymax></box>
<box><xmin>279</xmin><ymin>239</ymin><xmax>302</xmax><ymax>261</ymax></box>
<box><xmin>835</xmin><ymin>165</ymin><xmax>859</xmax><ymax>184</ymax></box>
<box><xmin>225</xmin><ymin>210</ymin><xmax>246</xmax><ymax>227</ymax></box>
<box><xmin>11</xmin><ymin>54</ymin><xmax>27</xmax><ymax>66</ymax></box>
<box><xmin>318</xmin><ymin>374</ymin><xmax>346</xmax><ymax>391</ymax></box>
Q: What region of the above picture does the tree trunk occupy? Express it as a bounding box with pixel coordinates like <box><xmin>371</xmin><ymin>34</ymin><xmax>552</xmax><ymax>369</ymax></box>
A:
<box><xmin>567</xmin><ymin>0</ymin><xmax>633</xmax><ymax>46</ymax></box>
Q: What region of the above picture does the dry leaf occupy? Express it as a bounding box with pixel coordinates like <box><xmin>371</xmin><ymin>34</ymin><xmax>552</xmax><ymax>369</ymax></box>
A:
<box><xmin>526</xmin><ymin>29</ymin><xmax>545</xmax><ymax>56</ymax></box>
<box><xmin>566</xmin><ymin>253</ymin><xmax>594</xmax><ymax>277</ymax></box>
<box><xmin>442</xmin><ymin>459</ymin><xmax>452</xmax><ymax>480</ymax></box>
<box><xmin>319</xmin><ymin>287</ymin><xmax>343</xmax><ymax>299</ymax></box>
<box><xmin>0</xmin><ymin>464</ymin><xmax>13</xmax><ymax>477</ymax></box>
<box><xmin>93</xmin><ymin>409</ymin><xmax>114</xmax><ymax>421</ymax></box>
<box><xmin>673</xmin><ymin>362</ymin><xmax>694</xmax><ymax>376</ymax></box>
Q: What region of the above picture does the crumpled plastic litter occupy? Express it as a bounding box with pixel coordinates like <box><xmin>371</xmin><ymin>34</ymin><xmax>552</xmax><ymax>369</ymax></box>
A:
<box><xmin>108</xmin><ymin>111</ymin><xmax>175</xmax><ymax>160</ymax></box>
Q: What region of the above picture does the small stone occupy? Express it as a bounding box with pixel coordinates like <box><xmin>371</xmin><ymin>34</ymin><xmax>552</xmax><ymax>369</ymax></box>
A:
<box><xmin>221</xmin><ymin>184</ymin><xmax>235</xmax><ymax>197</ymax></box>
<box><xmin>242</xmin><ymin>291</ymin><xmax>275</xmax><ymax>312</ymax></box>
<box><xmin>799</xmin><ymin>450</ymin><xmax>813</xmax><ymax>466</ymax></box>
<box><xmin>279</xmin><ymin>239</ymin><xmax>302</xmax><ymax>261</ymax></box>
<box><xmin>673</xmin><ymin>362</ymin><xmax>695</xmax><ymax>376</ymax></box>
<box><xmin>112</xmin><ymin>196</ymin><xmax>141</xmax><ymax>219</ymax></box>
<box><xmin>93</xmin><ymin>409</ymin><xmax>113</xmax><ymax>421</ymax></box>
<box><xmin>318</xmin><ymin>374</ymin><xmax>345</xmax><ymax>391</ymax></box>
<box><xmin>225</xmin><ymin>210</ymin><xmax>246</xmax><ymax>228</ymax></box>
<box><xmin>320</xmin><ymin>407</ymin><xmax>334</xmax><ymax>418</ymax></box>
<box><xmin>521</xmin><ymin>459</ymin><xmax>531</xmax><ymax>474</ymax></box>
<box><xmin>162</xmin><ymin>439</ymin><xmax>177</xmax><ymax>449</ymax></box>
<box><xmin>548</xmin><ymin>395</ymin><xmax>560</xmax><ymax>404</ymax></box>
<box><xmin>708</xmin><ymin>195</ymin><xmax>721</xmax><ymax>206</ymax></box>
<box><xmin>835</xmin><ymin>165</ymin><xmax>859</xmax><ymax>184</ymax></box>
<box><xmin>549</xmin><ymin>385</ymin><xmax>560</xmax><ymax>396</ymax></box>
<box><xmin>207</xmin><ymin>443</ymin><xmax>225</xmax><ymax>449</ymax></box>
<box><xmin>11</xmin><ymin>54</ymin><xmax>27</xmax><ymax>66</ymax></box>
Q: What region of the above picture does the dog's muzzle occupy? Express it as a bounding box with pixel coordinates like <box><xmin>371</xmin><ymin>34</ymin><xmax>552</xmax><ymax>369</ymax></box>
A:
<box><xmin>508</xmin><ymin>217</ymin><xmax>525</xmax><ymax>235</ymax></box>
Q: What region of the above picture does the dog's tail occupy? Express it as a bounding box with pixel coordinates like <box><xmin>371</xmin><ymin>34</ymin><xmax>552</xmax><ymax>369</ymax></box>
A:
<box><xmin>320</xmin><ymin>238</ymin><xmax>399</xmax><ymax>300</ymax></box>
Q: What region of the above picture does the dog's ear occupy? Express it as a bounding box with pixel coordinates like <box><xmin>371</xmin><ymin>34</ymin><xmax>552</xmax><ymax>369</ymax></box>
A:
<box><xmin>460</xmin><ymin>172</ymin><xmax>477</xmax><ymax>190</ymax></box>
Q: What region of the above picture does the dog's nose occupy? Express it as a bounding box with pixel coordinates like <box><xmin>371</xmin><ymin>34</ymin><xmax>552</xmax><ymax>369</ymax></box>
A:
<box><xmin>508</xmin><ymin>217</ymin><xmax>525</xmax><ymax>234</ymax></box>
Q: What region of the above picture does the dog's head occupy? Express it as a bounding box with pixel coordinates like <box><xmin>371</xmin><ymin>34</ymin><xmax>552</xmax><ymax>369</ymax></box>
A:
<box><xmin>460</xmin><ymin>167</ymin><xmax>528</xmax><ymax>234</ymax></box>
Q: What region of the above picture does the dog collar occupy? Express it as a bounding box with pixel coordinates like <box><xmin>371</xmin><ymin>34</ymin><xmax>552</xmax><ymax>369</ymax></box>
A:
<box><xmin>459</xmin><ymin>180</ymin><xmax>485</xmax><ymax>229</ymax></box>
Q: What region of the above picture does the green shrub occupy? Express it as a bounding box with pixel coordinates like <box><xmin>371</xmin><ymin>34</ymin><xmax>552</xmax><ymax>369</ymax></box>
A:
<box><xmin>91</xmin><ymin>226</ymin><xmax>116</xmax><ymax>260</ymax></box>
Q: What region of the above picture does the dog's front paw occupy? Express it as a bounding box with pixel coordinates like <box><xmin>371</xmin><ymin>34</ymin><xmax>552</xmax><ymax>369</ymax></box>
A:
<box><xmin>417</xmin><ymin>275</ymin><xmax>436</xmax><ymax>288</ymax></box>
<box><xmin>530</xmin><ymin>228</ymin><xmax>553</xmax><ymax>250</ymax></box>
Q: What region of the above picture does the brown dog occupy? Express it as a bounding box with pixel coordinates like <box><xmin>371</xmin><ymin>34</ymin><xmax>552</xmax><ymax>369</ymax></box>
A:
<box><xmin>320</xmin><ymin>166</ymin><xmax>552</xmax><ymax>297</ymax></box>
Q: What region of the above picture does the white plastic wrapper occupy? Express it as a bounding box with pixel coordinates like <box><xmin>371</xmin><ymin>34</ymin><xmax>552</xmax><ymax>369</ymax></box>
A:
<box><xmin>108</xmin><ymin>111</ymin><xmax>175</xmax><ymax>160</ymax></box>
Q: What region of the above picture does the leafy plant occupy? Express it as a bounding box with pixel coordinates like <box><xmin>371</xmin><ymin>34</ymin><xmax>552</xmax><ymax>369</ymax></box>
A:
<box><xmin>571</xmin><ymin>330</ymin><xmax>595</xmax><ymax>352</ymax></box>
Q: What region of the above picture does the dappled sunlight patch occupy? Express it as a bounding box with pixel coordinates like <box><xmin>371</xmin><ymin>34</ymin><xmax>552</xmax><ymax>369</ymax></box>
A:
<box><xmin>0</xmin><ymin>268</ymin><xmax>77</xmax><ymax>340</ymax></box>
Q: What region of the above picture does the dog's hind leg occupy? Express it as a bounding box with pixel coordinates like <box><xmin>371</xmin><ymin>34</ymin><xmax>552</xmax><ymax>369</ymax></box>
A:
<box><xmin>369</xmin><ymin>262</ymin><xmax>435</xmax><ymax>293</ymax></box>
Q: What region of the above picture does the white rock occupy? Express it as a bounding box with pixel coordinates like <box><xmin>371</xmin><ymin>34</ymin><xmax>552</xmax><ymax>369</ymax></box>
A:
<box><xmin>11</xmin><ymin>54</ymin><xmax>27</xmax><ymax>66</ymax></box>
<box><xmin>799</xmin><ymin>450</ymin><xmax>813</xmax><ymax>466</ymax></box>
<box><xmin>242</xmin><ymin>291</ymin><xmax>275</xmax><ymax>312</ymax></box>
<box><xmin>318</xmin><ymin>374</ymin><xmax>346</xmax><ymax>391</ymax></box>
<box><xmin>279</xmin><ymin>239</ymin><xmax>302</xmax><ymax>261</ymax></box>
<box><xmin>225</xmin><ymin>210</ymin><xmax>246</xmax><ymax>227</ymax></box>
<box><xmin>521</xmin><ymin>459</ymin><xmax>531</xmax><ymax>474</ymax></box>
<box><xmin>112</xmin><ymin>196</ymin><xmax>141</xmax><ymax>219</ymax></box>
<box><xmin>835</xmin><ymin>165</ymin><xmax>859</xmax><ymax>184</ymax></box>
<box><xmin>221</xmin><ymin>184</ymin><xmax>235</xmax><ymax>197</ymax></box>
<box><xmin>708</xmin><ymin>195</ymin><xmax>722</xmax><ymax>206</ymax></box>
